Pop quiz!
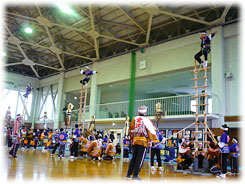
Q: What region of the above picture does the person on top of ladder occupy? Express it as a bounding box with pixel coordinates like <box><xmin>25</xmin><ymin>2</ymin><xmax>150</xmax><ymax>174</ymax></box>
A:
<box><xmin>23</xmin><ymin>84</ymin><xmax>33</xmax><ymax>98</ymax></box>
<box><xmin>194</xmin><ymin>30</ymin><xmax>218</xmax><ymax>68</ymax></box>
<box><xmin>78</xmin><ymin>66</ymin><xmax>99</xmax><ymax>87</ymax></box>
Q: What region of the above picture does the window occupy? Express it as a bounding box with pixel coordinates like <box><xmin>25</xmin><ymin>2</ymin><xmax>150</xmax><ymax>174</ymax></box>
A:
<box><xmin>39</xmin><ymin>86</ymin><xmax>58</xmax><ymax>122</ymax></box>
<box><xmin>0</xmin><ymin>88</ymin><xmax>33</xmax><ymax>121</ymax></box>
<box><xmin>0</xmin><ymin>89</ymin><xmax>18</xmax><ymax>118</ymax></box>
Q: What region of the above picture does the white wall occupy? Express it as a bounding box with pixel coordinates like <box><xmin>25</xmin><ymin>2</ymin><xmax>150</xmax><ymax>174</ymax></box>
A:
<box><xmin>223</xmin><ymin>23</ymin><xmax>240</xmax><ymax>116</ymax></box>
<box><xmin>3</xmin><ymin>72</ymin><xmax>38</xmax><ymax>90</ymax></box>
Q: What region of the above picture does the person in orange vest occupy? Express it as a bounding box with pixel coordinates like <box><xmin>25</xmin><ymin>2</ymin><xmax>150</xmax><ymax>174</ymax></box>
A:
<box><xmin>46</xmin><ymin>129</ymin><xmax>53</xmax><ymax>148</ymax></box>
<box><xmin>80</xmin><ymin>136</ymin><xmax>90</xmax><ymax>158</ymax></box>
<box><xmin>33</xmin><ymin>129</ymin><xmax>40</xmax><ymax>149</ymax></box>
<box><xmin>87</xmin><ymin>139</ymin><xmax>102</xmax><ymax>161</ymax></box>
<box><xmin>42</xmin><ymin>129</ymin><xmax>49</xmax><ymax>152</ymax></box>
<box><xmin>27</xmin><ymin>129</ymin><xmax>33</xmax><ymax>149</ymax></box>
<box><xmin>125</xmin><ymin>106</ymin><xmax>157</xmax><ymax>181</ymax></box>
<box><xmin>40</xmin><ymin>130</ymin><xmax>44</xmax><ymax>147</ymax></box>
<box><xmin>20</xmin><ymin>126</ymin><xmax>27</xmax><ymax>150</ymax></box>
<box><xmin>103</xmin><ymin>141</ymin><xmax>116</xmax><ymax>160</ymax></box>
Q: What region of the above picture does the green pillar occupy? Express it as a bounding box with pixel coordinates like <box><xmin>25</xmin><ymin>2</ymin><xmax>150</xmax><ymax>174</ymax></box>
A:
<box><xmin>128</xmin><ymin>51</ymin><xmax>136</xmax><ymax>120</ymax></box>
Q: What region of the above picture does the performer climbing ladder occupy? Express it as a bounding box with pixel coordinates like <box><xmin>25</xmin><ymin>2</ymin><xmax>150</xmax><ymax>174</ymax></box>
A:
<box><xmin>165</xmin><ymin>30</ymin><xmax>219</xmax><ymax>172</ymax></box>
<box><xmin>191</xmin><ymin>60</ymin><xmax>213</xmax><ymax>151</ymax></box>
<box><xmin>77</xmin><ymin>66</ymin><xmax>98</xmax><ymax>133</ymax></box>
<box><xmin>79</xmin><ymin>83</ymin><xmax>88</xmax><ymax>134</ymax></box>
<box><xmin>22</xmin><ymin>84</ymin><xmax>33</xmax><ymax>126</ymax></box>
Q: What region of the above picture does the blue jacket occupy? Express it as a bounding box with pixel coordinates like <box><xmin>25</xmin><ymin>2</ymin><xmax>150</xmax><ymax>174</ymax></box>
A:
<box><xmin>26</xmin><ymin>86</ymin><xmax>33</xmax><ymax>93</ymax></box>
<box><xmin>229</xmin><ymin>143</ymin><xmax>239</xmax><ymax>157</ymax></box>
<box><xmin>53</xmin><ymin>134</ymin><xmax>60</xmax><ymax>143</ymax></box>
<box><xmin>59</xmin><ymin>132</ymin><xmax>68</xmax><ymax>143</ymax></box>
<box><xmin>153</xmin><ymin>131</ymin><xmax>163</xmax><ymax>149</ymax></box>
<box><xmin>201</xmin><ymin>33</ymin><xmax>215</xmax><ymax>49</ymax></box>
<box><xmin>123</xmin><ymin>139</ymin><xmax>130</xmax><ymax>150</ymax></box>
<box><xmin>220</xmin><ymin>132</ymin><xmax>230</xmax><ymax>153</ymax></box>
<box><xmin>73</xmin><ymin>128</ymin><xmax>81</xmax><ymax>142</ymax></box>
<box><xmin>81</xmin><ymin>70</ymin><xmax>96</xmax><ymax>78</ymax></box>
<box><xmin>43</xmin><ymin>131</ymin><xmax>49</xmax><ymax>139</ymax></box>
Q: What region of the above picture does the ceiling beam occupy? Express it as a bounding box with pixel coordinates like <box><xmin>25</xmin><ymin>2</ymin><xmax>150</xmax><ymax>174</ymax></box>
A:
<box><xmin>35</xmin><ymin>4</ymin><xmax>65</xmax><ymax>70</ymax></box>
<box><xmin>6</xmin><ymin>25</ymin><xmax>40</xmax><ymax>78</ymax></box>
<box><xmin>220</xmin><ymin>4</ymin><xmax>232</xmax><ymax>20</ymax></box>
<box><xmin>54</xmin><ymin>15</ymin><xmax>94</xmax><ymax>48</ymax></box>
<box><xmin>4</xmin><ymin>62</ymin><xmax>23</xmax><ymax>67</ymax></box>
<box><xmin>35</xmin><ymin>63</ymin><xmax>60</xmax><ymax>71</ymax></box>
<box><xmin>145</xmin><ymin>13</ymin><xmax>153</xmax><ymax>44</ymax></box>
<box><xmin>5</xmin><ymin>10</ymin><xmax>140</xmax><ymax>49</ymax></box>
<box><xmin>5</xmin><ymin>25</ymin><xmax>62</xmax><ymax>77</ymax></box>
<box><xmin>88</xmin><ymin>5</ymin><xmax>100</xmax><ymax>59</ymax></box>
<box><xmin>65</xmin><ymin>7</ymin><xmax>220</xmax><ymax>61</ymax></box>
<box><xmin>99</xmin><ymin>19</ymin><xmax>137</xmax><ymax>28</ymax></box>
<box><xmin>117</xmin><ymin>6</ymin><xmax>146</xmax><ymax>34</ymax></box>
<box><xmin>19</xmin><ymin>40</ymin><xmax>93</xmax><ymax>60</ymax></box>
<box><xmin>160</xmin><ymin>6</ymin><xmax>177</xmax><ymax>21</ymax></box>
<box><xmin>158</xmin><ymin>9</ymin><xmax>211</xmax><ymax>26</ymax></box>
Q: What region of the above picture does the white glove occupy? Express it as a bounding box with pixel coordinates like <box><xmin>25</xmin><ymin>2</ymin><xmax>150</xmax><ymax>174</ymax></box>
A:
<box><xmin>162</xmin><ymin>137</ymin><xmax>167</xmax><ymax>144</ymax></box>
<box><xmin>218</xmin><ymin>142</ymin><xmax>224</xmax><ymax>148</ymax></box>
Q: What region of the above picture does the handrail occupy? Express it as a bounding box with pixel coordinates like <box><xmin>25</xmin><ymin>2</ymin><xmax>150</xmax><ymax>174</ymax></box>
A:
<box><xmin>61</xmin><ymin>94</ymin><xmax>213</xmax><ymax>121</ymax></box>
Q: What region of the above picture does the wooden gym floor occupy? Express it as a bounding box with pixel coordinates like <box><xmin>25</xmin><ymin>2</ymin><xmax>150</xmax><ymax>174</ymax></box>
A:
<box><xmin>4</xmin><ymin>148</ymin><xmax>241</xmax><ymax>181</ymax></box>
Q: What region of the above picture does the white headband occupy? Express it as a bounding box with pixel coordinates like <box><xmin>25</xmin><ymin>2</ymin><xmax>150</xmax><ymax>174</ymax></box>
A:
<box><xmin>221</xmin><ymin>127</ymin><xmax>228</xmax><ymax>131</ymax></box>
<box><xmin>232</xmin><ymin>138</ymin><xmax>237</xmax><ymax>143</ymax></box>
<box><xmin>138</xmin><ymin>109</ymin><xmax>147</xmax><ymax>114</ymax></box>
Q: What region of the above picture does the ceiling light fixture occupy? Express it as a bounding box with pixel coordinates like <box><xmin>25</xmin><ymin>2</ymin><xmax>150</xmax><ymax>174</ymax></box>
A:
<box><xmin>24</xmin><ymin>27</ymin><xmax>33</xmax><ymax>34</ymax></box>
<box><xmin>58</xmin><ymin>4</ymin><xmax>74</xmax><ymax>14</ymax></box>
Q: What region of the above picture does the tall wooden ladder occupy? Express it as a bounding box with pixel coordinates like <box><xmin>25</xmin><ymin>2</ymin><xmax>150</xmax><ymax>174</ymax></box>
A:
<box><xmin>79</xmin><ymin>84</ymin><xmax>88</xmax><ymax>134</ymax></box>
<box><xmin>190</xmin><ymin>60</ymin><xmax>216</xmax><ymax>151</ymax></box>
<box><xmin>21</xmin><ymin>97</ymin><xmax>29</xmax><ymax>126</ymax></box>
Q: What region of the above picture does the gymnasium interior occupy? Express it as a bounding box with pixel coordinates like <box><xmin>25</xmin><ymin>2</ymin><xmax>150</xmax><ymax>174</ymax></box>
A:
<box><xmin>1</xmin><ymin>2</ymin><xmax>243</xmax><ymax>183</ymax></box>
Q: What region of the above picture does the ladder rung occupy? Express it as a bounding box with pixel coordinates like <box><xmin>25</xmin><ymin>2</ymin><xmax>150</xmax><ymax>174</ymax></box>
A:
<box><xmin>192</xmin><ymin>94</ymin><xmax>209</xmax><ymax>98</ymax></box>
<box><xmin>191</xmin><ymin>76</ymin><xmax>209</xmax><ymax>80</ymax></box>
<box><xmin>196</xmin><ymin>122</ymin><xmax>205</xmax><ymax>125</ymax></box>
<box><xmin>195</xmin><ymin>150</ymin><xmax>206</xmax><ymax>153</ymax></box>
<box><xmin>192</xmin><ymin>131</ymin><xmax>209</xmax><ymax>134</ymax></box>
<box><xmin>193</xmin><ymin>113</ymin><xmax>208</xmax><ymax>115</ymax></box>
<box><xmin>194</xmin><ymin>141</ymin><xmax>210</xmax><ymax>144</ymax></box>
<box><xmin>190</xmin><ymin>67</ymin><xmax>211</xmax><ymax>72</ymax></box>
<box><xmin>192</xmin><ymin>104</ymin><xmax>209</xmax><ymax>106</ymax></box>
<box><xmin>192</xmin><ymin>85</ymin><xmax>209</xmax><ymax>89</ymax></box>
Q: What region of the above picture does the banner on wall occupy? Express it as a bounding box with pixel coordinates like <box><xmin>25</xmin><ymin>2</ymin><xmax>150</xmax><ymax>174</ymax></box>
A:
<box><xmin>168</xmin><ymin>130</ymin><xmax>172</xmax><ymax>138</ymax></box>
<box><xmin>173</xmin><ymin>130</ymin><xmax>177</xmax><ymax>139</ymax></box>
<box><xmin>178</xmin><ymin>131</ymin><xmax>183</xmax><ymax>139</ymax></box>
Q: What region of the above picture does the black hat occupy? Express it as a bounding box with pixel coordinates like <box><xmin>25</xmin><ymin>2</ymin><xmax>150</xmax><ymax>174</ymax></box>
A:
<box><xmin>221</xmin><ymin>124</ymin><xmax>229</xmax><ymax>131</ymax></box>
<box><xmin>200</xmin><ymin>31</ymin><xmax>207</xmax><ymax>34</ymax></box>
